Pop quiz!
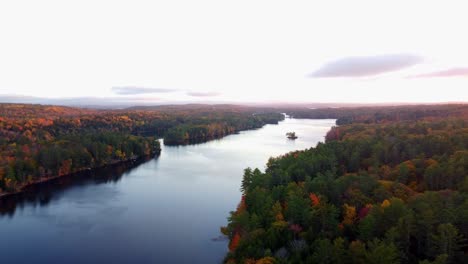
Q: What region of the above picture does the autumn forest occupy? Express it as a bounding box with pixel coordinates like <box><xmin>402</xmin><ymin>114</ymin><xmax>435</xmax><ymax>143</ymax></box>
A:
<box><xmin>223</xmin><ymin>104</ymin><xmax>468</xmax><ymax>263</ymax></box>
<box><xmin>0</xmin><ymin>104</ymin><xmax>283</xmax><ymax>194</ymax></box>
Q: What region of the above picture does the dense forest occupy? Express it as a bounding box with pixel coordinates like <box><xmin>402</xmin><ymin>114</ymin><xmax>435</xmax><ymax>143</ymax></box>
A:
<box><xmin>223</xmin><ymin>105</ymin><xmax>468</xmax><ymax>263</ymax></box>
<box><xmin>0</xmin><ymin>104</ymin><xmax>284</xmax><ymax>194</ymax></box>
<box><xmin>286</xmin><ymin>104</ymin><xmax>467</xmax><ymax>125</ymax></box>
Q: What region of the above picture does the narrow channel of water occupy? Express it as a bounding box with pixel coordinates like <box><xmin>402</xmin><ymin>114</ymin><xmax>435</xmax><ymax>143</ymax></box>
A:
<box><xmin>0</xmin><ymin>118</ymin><xmax>335</xmax><ymax>264</ymax></box>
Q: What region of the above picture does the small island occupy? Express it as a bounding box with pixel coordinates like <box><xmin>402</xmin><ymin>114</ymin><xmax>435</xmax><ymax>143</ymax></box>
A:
<box><xmin>286</xmin><ymin>131</ymin><xmax>298</xmax><ymax>139</ymax></box>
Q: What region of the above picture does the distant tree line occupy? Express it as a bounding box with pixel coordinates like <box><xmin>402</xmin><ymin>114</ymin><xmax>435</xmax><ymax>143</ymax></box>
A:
<box><xmin>286</xmin><ymin>104</ymin><xmax>467</xmax><ymax>125</ymax></box>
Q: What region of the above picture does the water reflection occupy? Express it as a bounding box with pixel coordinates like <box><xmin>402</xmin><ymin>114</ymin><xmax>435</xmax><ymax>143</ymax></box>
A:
<box><xmin>0</xmin><ymin>158</ymin><xmax>151</xmax><ymax>216</ymax></box>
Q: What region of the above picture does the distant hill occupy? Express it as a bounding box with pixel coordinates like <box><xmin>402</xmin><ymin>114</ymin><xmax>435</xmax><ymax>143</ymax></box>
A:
<box><xmin>2</xmin><ymin>94</ymin><xmax>465</xmax><ymax>110</ymax></box>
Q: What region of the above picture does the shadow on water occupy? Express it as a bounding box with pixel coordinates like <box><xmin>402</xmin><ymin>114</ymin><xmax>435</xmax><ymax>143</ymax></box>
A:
<box><xmin>0</xmin><ymin>157</ymin><xmax>155</xmax><ymax>217</ymax></box>
<box><xmin>163</xmin><ymin>133</ymin><xmax>232</xmax><ymax>146</ymax></box>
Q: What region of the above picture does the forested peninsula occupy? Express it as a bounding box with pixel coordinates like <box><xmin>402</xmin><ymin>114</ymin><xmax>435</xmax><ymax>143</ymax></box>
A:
<box><xmin>223</xmin><ymin>104</ymin><xmax>468</xmax><ymax>264</ymax></box>
<box><xmin>0</xmin><ymin>104</ymin><xmax>284</xmax><ymax>194</ymax></box>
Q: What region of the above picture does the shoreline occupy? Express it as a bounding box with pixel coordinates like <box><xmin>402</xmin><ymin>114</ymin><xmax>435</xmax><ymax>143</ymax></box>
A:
<box><xmin>0</xmin><ymin>124</ymin><xmax>266</xmax><ymax>198</ymax></box>
<box><xmin>163</xmin><ymin>121</ymin><xmax>284</xmax><ymax>146</ymax></box>
<box><xmin>0</xmin><ymin>152</ymin><xmax>160</xmax><ymax>199</ymax></box>
<box><xmin>0</xmin><ymin>119</ymin><xmax>283</xmax><ymax>199</ymax></box>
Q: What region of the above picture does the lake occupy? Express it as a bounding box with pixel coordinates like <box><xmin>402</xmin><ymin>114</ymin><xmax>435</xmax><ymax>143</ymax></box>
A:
<box><xmin>0</xmin><ymin>118</ymin><xmax>335</xmax><ymax>264</ymax></box>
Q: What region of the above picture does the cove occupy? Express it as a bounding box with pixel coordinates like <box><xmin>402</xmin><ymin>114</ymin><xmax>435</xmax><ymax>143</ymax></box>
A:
<box><xmin>0</xmin><ymin>118</ymin><xmax>335</xmax><ymax>264</ymax></box>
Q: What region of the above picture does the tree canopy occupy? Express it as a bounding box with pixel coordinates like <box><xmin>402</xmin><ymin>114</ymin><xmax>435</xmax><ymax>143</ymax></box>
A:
<box><xmin>223</xmin><ymin>104</ymin><xmax>468</xmax><ymax>263</ymax></box>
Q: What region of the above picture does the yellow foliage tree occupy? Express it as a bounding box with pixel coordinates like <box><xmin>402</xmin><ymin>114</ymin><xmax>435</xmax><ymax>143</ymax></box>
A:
<box><xmin>256</xmin><ymin>257</ymin><xmax>276</xmax><ymax>264</ymax></box>
<box><xmin>342</xmin><ymin>203</ymin><xmax>357</xmax><ymax>226</ymax></box>
<box><xmin>381</xmin><ymin>199</ymin><xmax>391</xmax><ymax>208</ymax></box>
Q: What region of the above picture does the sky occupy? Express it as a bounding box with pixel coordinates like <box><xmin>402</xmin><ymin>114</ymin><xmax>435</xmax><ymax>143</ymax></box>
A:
<box><xmin>0</xmin><ymin>0</ymin><xmax>467</xmax><ymax>105</ymax></box>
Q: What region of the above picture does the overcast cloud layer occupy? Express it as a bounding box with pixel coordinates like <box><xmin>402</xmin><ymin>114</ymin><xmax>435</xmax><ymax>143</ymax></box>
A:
<box><xmin>0</xmin><ymin>0</ymin><xmax>467</xmax><ymax>103</ymax></box>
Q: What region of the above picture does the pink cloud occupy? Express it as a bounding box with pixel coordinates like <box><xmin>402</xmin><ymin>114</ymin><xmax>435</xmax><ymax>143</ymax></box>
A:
<box><xmin>309</xmin><ymin>54</ymin><xmax>424</xmax><ymax>78</ymax></box>
<box><xmin>187</xmin><ymin>91</ymin><xmax>221</xmax><ymax>97</ymax></box>
<box><xmin>407</xmin><ymin>67</ymin><xmax>468</xmax><ymax>78</ymax></box>
<box><xmin>112</xmin><ymin>86</ymin><xmax>178</xmax><ymax>95</ymax></box>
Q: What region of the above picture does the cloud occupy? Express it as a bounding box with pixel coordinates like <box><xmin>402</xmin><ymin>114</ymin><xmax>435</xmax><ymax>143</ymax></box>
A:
<box><xmin>406</xmin><ymin>67</ymin><xmax>468</xmax><ymax>78</ymax></box>
<box><xmin>187</xmin><ymin>91</ymin><xmax>221</xmax><ymax>97</ymax></box>
<box><xmin>309</xmin><ymin>54</ymin><xmax>424</xmax><ymax>78</ymax></box>
<box><xmin>112</xmin><ymin>86</ymin><xmax>178</xmax><ymax>95</ymax></box>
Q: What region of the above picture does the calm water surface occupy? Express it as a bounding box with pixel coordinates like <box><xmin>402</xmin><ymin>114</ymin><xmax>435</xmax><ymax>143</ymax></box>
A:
<box><xmin>0</xmin><ymin>118</ymin><xmax>335</xmax><ymax>264</ymax></box>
